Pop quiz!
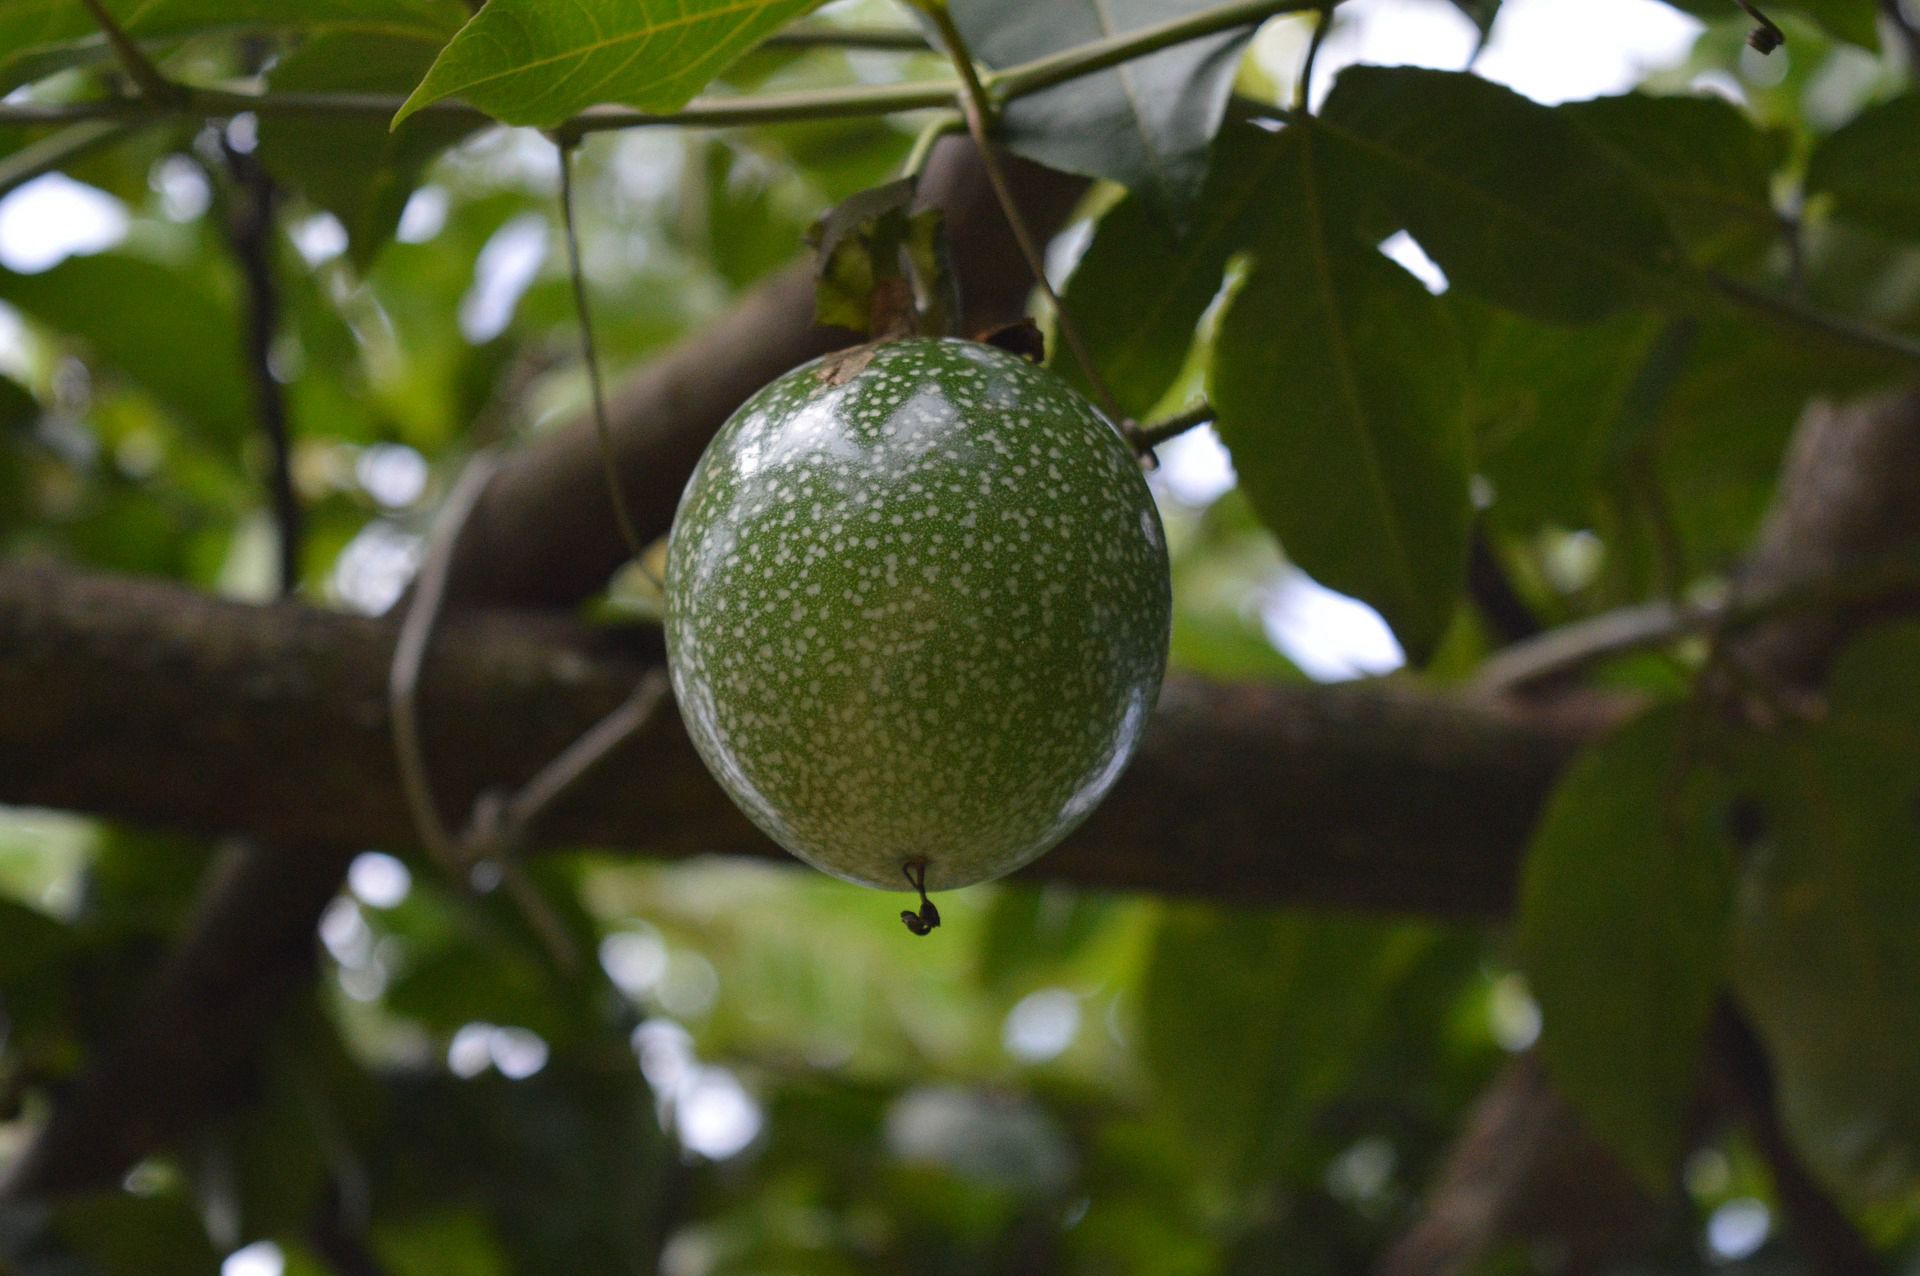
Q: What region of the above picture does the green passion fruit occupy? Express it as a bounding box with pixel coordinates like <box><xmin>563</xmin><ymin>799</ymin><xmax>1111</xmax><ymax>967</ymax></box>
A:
<box><xmin>664</xmin><ymin>338</ymin><xmax>1171</xmax><ymax>893</ymax></box>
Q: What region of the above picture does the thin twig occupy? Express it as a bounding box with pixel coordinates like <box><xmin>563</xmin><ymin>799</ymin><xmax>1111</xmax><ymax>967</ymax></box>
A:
<box><xmin>1133</xmin><ymin>401</ymin><xmax>1215</xmax><ymax>451</ymax></box>
<box><xmin>221</xmin><ymin>139</ymin><xmax>302</xmax><ymax>597</ymax></box>
<box><xmin>1295</xmin><ymin>2</ymin><xmax>1335</xmax><ymax>110</ymax></box>
<box><xmin>1733</xmin><ymin>0</ymin><xmax>1786</xmax><ymax>53</ymax></box>
<box><xmin>899</xmin><ymin>110</ymin><xmax>963</xmax><ymax>179</ymax></box>
<box><xmin>1472</xmin><ymin>554</ymin><xmax>1920</xmax><ymax>696</ymax></box>
<box><xmin>77</xmin><ymin>0</ymin><xmax>182</xmax><ymax>103</ymax></box>
<box><xmin>1706</xmin><ymin>272</ymin><xmax>1920</xmax><ymax>367</ymax></box>
<box><xmin>766</xmin><ymin>24</ymin><xmax>931</xmax><ymax>51</ymax></box>
<box><xmin>557</xmin><ymin>139</ymin><xmax>651</xmax><ymax>578</ymax></box>
<box><xmin>919</xmin><ymin>1</ymin><xmax>1131</xmax><ymax>429</ymax></box>
<box><xmin>388</xmin><ymin>452</ymin><xmax>502</xmax><ymax>880</ymax></box>
<box><xmin>477</xmin><ymin>669</ymin><xmax>672</xmax><ymax>853</ymax></box>
<box><xmin>0</xmin><ymin>119</ymin><xmax>143</xmax><ymax>200</ymax></box>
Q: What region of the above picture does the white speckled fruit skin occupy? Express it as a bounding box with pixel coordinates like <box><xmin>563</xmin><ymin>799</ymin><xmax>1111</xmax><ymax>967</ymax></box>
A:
<box><xmin>664</xmin><ymin>338</ymin><xmax>1171</xmax><ymax>891</ymax></box>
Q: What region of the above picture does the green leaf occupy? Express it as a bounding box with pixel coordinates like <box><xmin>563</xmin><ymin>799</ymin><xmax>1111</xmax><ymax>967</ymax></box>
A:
<box><xmin>1317</xmin><ymin>66</ymin><xmax>1686</xmax><ymax>322</ymax></box>
<box><xmin>949</xmin><ymin>0</ymin><xmax>1256</xmax><ymax>221</ymax></box>
<box><xmin>1208</xmin><ymin>125</ymin><xmax>1470</xmax><ymax>664</ymax></box>
<box><xmin>394</xmin><ymin>0</ymin><xmax>827</xmax><ymax>130</ymax></box>
<box><xmin>1141</xmin><ymin>905</ymin><xmax>1432</xmax><ymax>1183</ymax></box>
<box><xmin>0</xmin><ymin>252</ymin><xmax>251</xmax><ymax>449</ymax></box>
<box><xmin>1664</xmin><ymin>0</ymin><xmax>1880</xmax><ymax>49</ymax></box>
<box><xmin>1806</xmin><ymin>92</ymin><xmax>1920</xmax><ymax>245</ymax></box>
<box><xmin>0</xmin><ymin>0</ymin><xmax>467</xmax><ymax>90</ymax></box>
<box><xmin>1056</xmin><ymin>124</ymin><xmax>1277</xmax><ymax>418</ymax></box>
<box><xmin>1518</xmin><ymin>702</ymin><xmax>1740</xmax><ymax>1189</ymax></box>
<box><xmin>1732</xmin><ymin>624</ymin><xmax>1920</xmax><ymax>1204</ymax></box>
<box><xmin>1563</xmin><ymin>91</ymin><xmax>1786</xmax><ymax>269</ymax></box>
<box><xmin>1463</xmin><ymin>305</ymin><xmax>1686</xmax><ymax>532</ymax></box>
<box><xmin>260</xmin><ymin>33</ymin><xmax>485</xmax><ymax>269</ymax></box>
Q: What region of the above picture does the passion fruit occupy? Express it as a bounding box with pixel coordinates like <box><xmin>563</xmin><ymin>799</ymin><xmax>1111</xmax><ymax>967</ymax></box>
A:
<box><xmin>664</xmin><ymin>338</ymin><xmax>1170</xmax><ymax>893</ymax></box>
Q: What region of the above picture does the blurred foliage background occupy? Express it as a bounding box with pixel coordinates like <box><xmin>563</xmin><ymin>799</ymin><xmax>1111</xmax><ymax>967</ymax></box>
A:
<box><xmin>2</xmin><ymin>0</ymin><xmax>1919</xmax><ymax>1272</ymax></box>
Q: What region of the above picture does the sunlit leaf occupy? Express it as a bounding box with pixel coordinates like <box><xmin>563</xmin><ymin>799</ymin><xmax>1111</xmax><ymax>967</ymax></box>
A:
<box><xmin>394</xmin><ymin>0</ymin><xmax>828</xmax><ymax>129</ymax></box>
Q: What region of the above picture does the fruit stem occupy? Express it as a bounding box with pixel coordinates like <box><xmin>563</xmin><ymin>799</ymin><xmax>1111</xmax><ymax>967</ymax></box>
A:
<box><xmin>901</xmin><ymin>858</ymin><xmax>942</xmax><ymax>936</ymax></box>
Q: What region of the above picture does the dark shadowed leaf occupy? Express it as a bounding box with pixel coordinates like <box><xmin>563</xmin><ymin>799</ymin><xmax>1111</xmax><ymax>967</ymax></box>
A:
<box><xmin>1806</xmin><ymin>93</ymin><xmax>1920</xmax><ymax>245</ymax></box>
<box><xmin>1318</xmin><ymin>66</ymin><xmax>1685</xmax><ymax>321</ymax></box>
<box><xmin>1519</xmin><ymin>702</ymin><xmax>1740</xmax><ymax>1189</ymax></box>
<box><xmin>1209</xmin><ymin>125</ymin><xmax>1470</xmax><ymax>663</ymax></box>
<box><xmin>1141</xmin><ymin>905</ymin><xmax>1432</xmax><ymax>1184</ymax></box>
<box><xmin>394</xmin><ymin>0</ymin><xmax>827</xmax><ymax>129</ymax></box>
<box><xmin>1055</xmin><ymin>123</ymin><xmax>1280</xmax><ymax>417</ymax></box>
<box><xmin>1732</xmin><ymin>624</ymin><xmax>1920</xmax><ymax>1205</ymax></box>
<box><xmin>1462</xmin><ymin>303</ymin><xmax>1681</xmax><ymax>532</ymax></box>
<box><xmin>261</xmin><ymin>33</ymin><xmax>485</xmax><ymax>269</ymax></box>
<box><xmin>1563</xmin><ymin>91</ymin><xmax>1786</xmax><ymax>268</ymax></box>
<box><xmin>949</xmin><ymin>0</ymin><xmax>1257</xmax><ymax>222</ymax></box>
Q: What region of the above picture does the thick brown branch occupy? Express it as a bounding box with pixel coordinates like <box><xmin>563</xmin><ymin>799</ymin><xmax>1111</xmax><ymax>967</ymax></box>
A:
<box><xmin>0</xmin><ymin>562</ymin><xmax>1583</xmax><ymax>919</ymax></box>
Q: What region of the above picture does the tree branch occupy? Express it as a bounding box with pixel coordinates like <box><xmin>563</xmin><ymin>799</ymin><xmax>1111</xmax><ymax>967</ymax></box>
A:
<box><xmin>0</xmin><ymin>560</ymin><xmax>1587</xmax><ymax>920</ymax></box>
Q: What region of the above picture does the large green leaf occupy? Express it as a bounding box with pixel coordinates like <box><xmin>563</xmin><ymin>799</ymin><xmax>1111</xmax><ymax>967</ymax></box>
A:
<box><xmin>1518</xmin><ymin>702</ymin><xmax>1740</xmax><ymax>1188</ymax></box>
<box><xmin>949</xmin><ymin>0</ymin><xmax>1257</xmax><ymax>222</ymax></box>
<box><xmin>1056</xmin><ymin>123</ymin><xmax>1279</xmax><ymax>418</ymax></box>
<box><xmin>1733</xmin><ymin>624</ymin><xmax>1920</xmax><ymax>1205</ymax></box>
<box><xmin>1317</xmin><ymin>66</ymin><xmax>1685</xmax><ymax>322</ymax></box>
<box><xmin>1209</xmin><ymin>125</ymin><xmax>1470</xmax><ymax>663</ymax></box>
<box><xmin>1806</xmin><ymin>93</ymin><xmax>1920</xmax><ymax>245</ymax></box>
<box><xmin>0</xmin><ymin>252</ymin><xmax>251</xmax><ymax>448</ymax></box>
<box><xmin>261</xmin><ymin>33</ymin><xmax>485</xmax><ymax>269</ymax></box>
<box><xmin>0</xmin><ymin>0</ymin><xmax>466</xmax><ymax>89</ymax></box>
<box><xmin>1140</xmin><ymin>905</ymin><xmax>1432</xmax><ymax>1184</ymax></box>
<box><xmin>394</xmin><ymin>0</ymin><xmax>827</xmax><ymax>129</ymax></box>
<box><xmin>1563</xmin><ymin>91</ymin><xmax>1785</xmax><ymax>269</ymax></box>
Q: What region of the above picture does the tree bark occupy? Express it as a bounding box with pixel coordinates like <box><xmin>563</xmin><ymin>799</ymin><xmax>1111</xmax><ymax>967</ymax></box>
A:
<box><xmin>0</xmin><ymin>561</ymin><xmax>1584</xmax><ymax>918</ymax></box>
